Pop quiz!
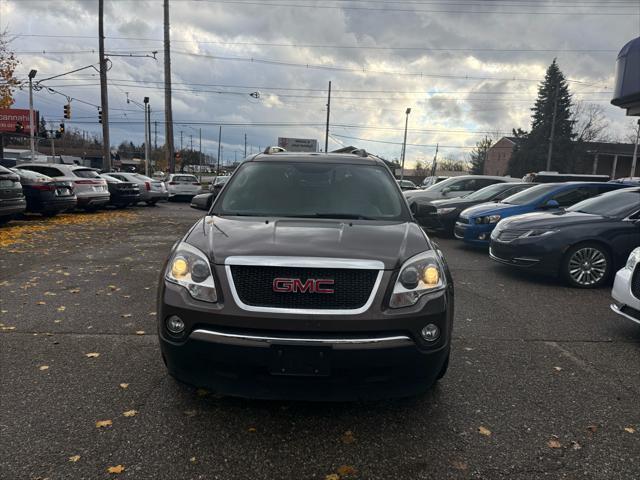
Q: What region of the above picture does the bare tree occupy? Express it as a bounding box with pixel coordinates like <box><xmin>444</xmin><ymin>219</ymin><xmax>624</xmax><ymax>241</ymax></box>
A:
<box><xmin>573</xmin><ymin>102</ymin><xmax>611</xmax><ymax>143</ymax></box>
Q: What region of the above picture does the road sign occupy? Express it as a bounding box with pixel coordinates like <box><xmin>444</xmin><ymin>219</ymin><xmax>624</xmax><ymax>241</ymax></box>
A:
<box><xmin>277</xmin><ymin>137</ymin><xmax>318</xmax><ymax>152</ymax></box>
<box><xmin>0</xmin><ymin>109</ymin><xmax>38</xmax><ymax>133</ymax></box>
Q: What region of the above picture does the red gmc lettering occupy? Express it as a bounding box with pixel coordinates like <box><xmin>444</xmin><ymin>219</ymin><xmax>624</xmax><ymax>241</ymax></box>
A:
<box><xmin>272</xmin><ymin>278</ymin><xmax>335</xmax><ymax>294</ymax></box>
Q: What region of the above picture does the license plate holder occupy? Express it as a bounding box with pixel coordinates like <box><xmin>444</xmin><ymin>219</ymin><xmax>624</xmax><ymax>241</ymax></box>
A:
<box><xmin>269</xmin><ymin>345</ymin><xmax>331</xmax><ymax>376</ymax></box>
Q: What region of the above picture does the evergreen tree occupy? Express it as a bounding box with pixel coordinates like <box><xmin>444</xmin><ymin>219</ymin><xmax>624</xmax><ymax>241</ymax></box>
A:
<box><xmin>508</xmin><ymin>60</ymin><xmax>575</xmax><ymax>176</ymax></box>
<box><xmin>469</xmin><ymin>136</ymin><xmax>493</xmax><ymax>175</ymax></box>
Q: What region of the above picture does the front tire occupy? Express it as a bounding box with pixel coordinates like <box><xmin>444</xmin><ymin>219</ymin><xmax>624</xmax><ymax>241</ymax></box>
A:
<box><xmin>561</xmin><ymin>242</ymin><xmax>611</xmax><ymax>288</ymax></box>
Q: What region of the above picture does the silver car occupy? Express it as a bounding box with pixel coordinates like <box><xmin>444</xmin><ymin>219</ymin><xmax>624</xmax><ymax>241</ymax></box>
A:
<box><xmin>611</xmin><ymin>247</ymin><xmax>640</xmax><ymax>326</ymax></box>
<box><xmin>405</xmin><ymin>175</ymin><xmax>519</xmax><ymax>203</ymax></box>
<box><xmin>16</xmin><ymin>163</ymin><xmax>110</xmax><ymax>211</ymax></box>
<box><xmin>106</xmin><ymin>172</ymin><xmax>168</xmax><ymax>205</ymax></box>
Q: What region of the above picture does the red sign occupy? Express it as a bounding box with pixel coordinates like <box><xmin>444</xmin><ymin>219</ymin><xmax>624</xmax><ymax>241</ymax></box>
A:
<box><xmin>0</xmin><ymin>108</ymin><xmax>38</xmax><ymax>133</ymax></box>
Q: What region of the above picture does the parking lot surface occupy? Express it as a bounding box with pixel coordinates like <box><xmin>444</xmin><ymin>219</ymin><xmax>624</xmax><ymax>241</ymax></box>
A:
<box><xmin>1</xmin><ymin>203</ymin><xmax>638</xmax><ymax>480</ymax></box>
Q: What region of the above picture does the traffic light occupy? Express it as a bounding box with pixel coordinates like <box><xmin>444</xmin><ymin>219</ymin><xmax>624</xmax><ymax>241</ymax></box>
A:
<box><xmin>63</xmin><ymin>103</ymin><xmax>71</xmax><ymax>119</ymax></box>
<box><xmin>98</xmin><ymin>109</ymin><xmax>102</xmax><ymax>124</ymax></box>
<box><xmin>15</xmin><ymin>121</ymin><xmax>24</xmax><ymax>133</ymax></box>
<box><xmin>59</xmin><ymin>123</ymin><xmax>65</xmax><ymax>134</ymax></box>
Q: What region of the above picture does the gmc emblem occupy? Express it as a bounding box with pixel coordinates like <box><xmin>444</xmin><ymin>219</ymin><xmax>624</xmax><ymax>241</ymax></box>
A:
<box><xmin>272</xmin><ymin>278</ymin><xmax>335</xmax><ymax>294</ymax></box>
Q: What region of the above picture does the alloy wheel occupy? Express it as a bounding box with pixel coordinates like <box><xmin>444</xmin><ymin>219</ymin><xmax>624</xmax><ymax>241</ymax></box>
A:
<box><xmin>567</xmin><ymin>247</ymin><xmax>607</xmax><ymax>286</ymax></box>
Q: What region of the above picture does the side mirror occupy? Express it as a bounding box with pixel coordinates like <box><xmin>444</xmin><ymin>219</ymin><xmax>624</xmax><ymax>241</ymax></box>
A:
<box><xmin>441</xmin><ymin>187</ymin><xmax>451</xmax><ymax>195</ymax></box>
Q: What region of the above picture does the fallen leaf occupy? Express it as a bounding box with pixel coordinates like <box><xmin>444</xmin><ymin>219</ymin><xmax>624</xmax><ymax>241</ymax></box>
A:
<box><xmin>248</xmin><ymin>427</ymin><xmax>257</xmax><ymax>433</ymax></box>
<box><xmin>624</xmin><ymin>426</ymin><xmax>636</xmax><ymax>434</ymax></box>
<box><xmin>587</xmin><ymin>425</ymin><xmax>598</xmax><ymax>433</ymax></box>
<box><xmin>451</xmin><ymin>460</ymin><xmax>468</xmax><ymax>471</ymax></box>
<box><xmin>95</xmin><ymin>419</ymin><xmax>113</xmax><ymax>428</ymax></box>
<box><xmin>85</xmin><ymin>352</ymin><xmax>100</xmax><ymax>358</ymax></box>
<box><xmin>183</xmin><ymin>409</ymin><xmax>197</xmax><ymax>417</ymax></box>
<box><xmin>119</xmin><ymin>383</ymin><xmax>129</xmax><ymax>389</ymax></box>
<box><xmin>570</xmin><ymin>441</ymin><xmax>582</xmax><ymax>450</ymax></box>
<box><xmin>68</xmin><ymin>288</ymin><xmax>80</xmax><ymax>293</ymax></box>
<box><xmin>341</xmin><ymin>430</ymin><xmax>356</xmax><ymax>444</ymax></box>
<box><xmin>68</xmin><ymin>455</ymin><xmax>81</xmax><ymax>462</ymax></box>
<box><xmin>547</xmin><ymin>438</ymin><xmax>562</xmax><ymax>449</ymax></box>
<box><xmin>36</xmin><ymin>301</ymin><xmax>46</xmax><ymax>305</ymax></box>
<box><xmin>196</xmin><ymin>388</ymin><xmax>209</xmax><ymax>397</ymax></box>
<box><xmin>148</xmin><ymin>311</ymin><xmax>157</xmax><ymax>316</ymax></box>
<box><xmin>39</xmin><ymin>365</ymin><xmax>49</xmax><ymax>371</ymax></box>
<box><xmin>108</xmin><ymin>285</ymin><xmax>117</xmax><ymax>290</ymax></box>
<box><xmin>44</xmin><ymin>291</ymin><xmax>57</xmax><ymax>296</ymax></box>
<box><xmin>478</xmin><ymin>426</ymin><xmax>492</xmax><ymax>436</ymax></box>
<box><xmin>107</xmin><ymin>465</ymin><xmax>125</xmax><ymax>474</ymax></box>
<box><xmin>123</xmin><ymin>410</ymin><xmax>138</xmax><ymax>417</ymax></box>
<box><xmin>189</xmin><ymin>456</ymin><xmax>197</xmax><ymax>463</ymax></box>
<box><xmin>336</xmin><ymin>465</ymin><xmax>358</xmax><ymax>477</ymax></box>
<box><xmin>121</xmin><ymin>314</ymin><xmax>132</xmax><ymax>318</ymax></box>
<box><xmin>325</xmin><ymin>475</ymin><xmax>340</xmax><ymax>480</ymax></box>
<box><xmin>135</xmin><ymin>330</ymin><xmax>145</xmax><ymax>335</ymax></box>
<box><xmin>57</xmin><ymin>306</ymin><xmax>66</xmax><ymax>312</ymax></box>
<box><xmin>553</xmin><ymin>366</ymin><xmax>562</xmax><ymax>372</ymax></box>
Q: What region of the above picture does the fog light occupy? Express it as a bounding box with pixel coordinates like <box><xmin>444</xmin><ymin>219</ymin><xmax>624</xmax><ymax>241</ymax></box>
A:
<box><xmin>479</xmin><ymin>233</ymin><xmax>487</xmax><ymax>240</ymax></box>
<box><xmin>421</xmin><ymin>323</ymin><xmax>440</xmax><ymax>342</ymax></box>
<box><xmin>166</xmin><ymin>315</ymin><xmax>185</xmax><ymax>334</ymax></box>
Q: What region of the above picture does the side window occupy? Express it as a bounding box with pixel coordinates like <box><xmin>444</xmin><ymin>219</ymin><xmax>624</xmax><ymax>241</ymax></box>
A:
<box><xmin>549</xmin><ymin>187</ymin><xmax>591</xmax><ymax>207</ymax></box>
<box><xmin>475</xmin><ymin>178</ymin><xmax>501</xmax><ymax>190</ymax></box>
<box><xmin>449</xmin><ymin>179</ymin><xmax>476</xmax><ymax>192</ymax></box>
<box><xmin>494</xmin><ymin>186</ymin><xmax>519</xmax><ymax>201</ymax></box>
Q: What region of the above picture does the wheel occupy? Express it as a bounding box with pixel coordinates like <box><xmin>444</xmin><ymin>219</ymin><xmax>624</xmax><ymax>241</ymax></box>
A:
<box><xmin>561</xmin><ymin>242</ymin><xmax>612</xmax><ymax>288</ymax></box>
<box><xmin>436</xmin><ymin>352</ymin><xmax>449</xmax><ymax>380</ymax></box>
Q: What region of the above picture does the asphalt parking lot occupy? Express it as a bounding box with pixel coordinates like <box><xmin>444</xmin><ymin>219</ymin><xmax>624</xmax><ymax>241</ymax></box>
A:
<box><xmin>1</xmin><ymin>202</ymin><xmax>638</xmax><ymax>480</ymax></box>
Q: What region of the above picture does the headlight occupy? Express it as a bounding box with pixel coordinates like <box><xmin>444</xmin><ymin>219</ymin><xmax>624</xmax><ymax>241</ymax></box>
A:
<box><xmin>436</xmin><ymin>207</ymin><xmax>457</xmax><ymax>215</ymax></box>
<box><xmin>389</xmin><ymin>251</ymin><xmax>446</xmax><ymax>309</ymax></box>
<box><xmin>519</xmin><ymin>229</ymin><xmax>557</xmax><ymax>238</ymax></box>
<box><xmin>165</xmin><ymin>242</ymin><xmax>217</xmax><ymax>303</ymax></box>
<box><xmin>475</xmin><ymin>215</ymin><xmax>501</xmax><ymax>224</ymax></box>
<box><xmin>625</xmin><ymin>247</ymin><xmax>640</xmax><ymax>271</ymax></box>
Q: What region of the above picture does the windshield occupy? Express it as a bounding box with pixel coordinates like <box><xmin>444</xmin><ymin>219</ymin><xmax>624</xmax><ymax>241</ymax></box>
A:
<box><xmin>567</xmin><ymin>189</ymin><xmax>640</xmax><ymax>217</ymax></box>
<box><xmin>73</xmin><ymin>169</ymin><xmax>101</xmax><ymax>179</ymax></box>
<box><xmin>500</xmin><ymin>183</ymin><xmax>560</xmax><ymax>205</ymax></box>
<box><xmin>214</xmin><ymin>162</ymin><xmax>408</xmax><ymax>220</ymax></box>
<box><xmin>422</xmin><ymin>175</ymin><xmax>465</xmax><ymax>192</ymax></box>
<box><xmin>463</xmin><ymin>183</ymin><xmax>514</xmax><ymax>201</ymax></box>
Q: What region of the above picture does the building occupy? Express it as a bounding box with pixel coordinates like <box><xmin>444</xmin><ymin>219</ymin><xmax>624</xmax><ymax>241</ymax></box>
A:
<box><xmin>484</xmin><ymin>137</ymin><xmax>639</xmax><ymax>178</ymax></box>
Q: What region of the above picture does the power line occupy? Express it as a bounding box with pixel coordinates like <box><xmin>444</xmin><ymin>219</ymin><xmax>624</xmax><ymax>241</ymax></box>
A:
<box><xmin>331</xmin><ymin>133</ymin><xmax>477</xmax><ymax>149</ymax></box>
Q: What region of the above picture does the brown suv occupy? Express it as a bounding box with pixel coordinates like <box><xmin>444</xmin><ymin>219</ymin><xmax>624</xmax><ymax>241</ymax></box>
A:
<box><xmin>158</xmin><ymin>151</ymin><xmax>454</xmax><ymax>400</ymax></box>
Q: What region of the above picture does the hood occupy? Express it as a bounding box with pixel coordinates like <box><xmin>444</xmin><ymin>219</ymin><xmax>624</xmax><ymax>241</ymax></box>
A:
<box><xmin>185</xmin><ymin>216</ymin><xmax>431</xmax><ymax>270</ymax></box>
<box><xmin>498</xmin><ymin>210</ymin><xmax>604</xmax><ymax>230</ymax></box>
<box><xmin>460</xmin><ymin>201</ymin><xmax>530</xmax><ymax>219</ymax></box>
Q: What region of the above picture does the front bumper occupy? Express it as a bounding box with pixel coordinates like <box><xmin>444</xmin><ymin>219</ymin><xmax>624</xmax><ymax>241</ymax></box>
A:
<box><xmin>610</xmin><ymin>267</ymin><xmax>640</xmax><ymax>326</ymax></box>
<box><xmin>420</xmin><ymin>212</ymin><xmax>458</xmax><ymax>235</ymax></box>
<box><xmin>158</xmin><ymin>271</ymin><xmax>453</xmax><ymax>400</ymax></box>
<box><xmin>453</xmin><ymin>220</ymin><xmax>493</xmax><ymax>245</ymax></box>
<box><xmin>488</xmin><ymin>237</ymin><xmax>563</xmax><ymax>275</ymax></box>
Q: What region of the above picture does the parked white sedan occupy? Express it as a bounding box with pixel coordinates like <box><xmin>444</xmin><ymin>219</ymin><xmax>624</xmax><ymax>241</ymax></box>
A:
<box><xmin>610</xmin><ymin>247</ymin><xmax>640</xmax><ymax>326</ymax></box>
<box><xmin>166</xmin><ymin>174</ymin><xmax>201</xmax><ymax>200</ymax></box>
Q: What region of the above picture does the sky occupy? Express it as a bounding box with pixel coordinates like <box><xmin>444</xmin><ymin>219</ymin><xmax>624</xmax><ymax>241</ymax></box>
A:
<box><xmin>2</xmin><ymin>0</ymin><xmax>640</xmax><ymax>166</ymax></box>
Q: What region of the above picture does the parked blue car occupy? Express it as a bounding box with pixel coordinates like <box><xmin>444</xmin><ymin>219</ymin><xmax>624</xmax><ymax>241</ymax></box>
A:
<box><xmin>454</xmin><ymin>182</ymin><xmax>628</xmax><ymax>246</ymax></box>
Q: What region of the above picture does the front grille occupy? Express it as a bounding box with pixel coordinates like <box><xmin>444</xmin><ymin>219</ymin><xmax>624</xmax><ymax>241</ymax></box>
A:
<box><xmin>632</xmin><ymin>265</ymin><xmax>640</xmax><ymax>300</ymax></box>
<box><xmin>497</xmin><ymin>230</ymin><xmax>526</xmax><ymax>242</ymax></box>
<box><xmin>229</xmin><ymin>265</ymin><xmax>378</xmax><ymax>310</ymax></box>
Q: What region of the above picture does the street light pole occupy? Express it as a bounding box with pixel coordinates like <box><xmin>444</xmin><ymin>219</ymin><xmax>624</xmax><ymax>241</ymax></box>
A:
<box><xmin>630</xmin><ymin>119</ymin><xmax>640</xmax><ymax>178</ymax></box>
<box><xmin>28</xmin><ymin>69</ymin><xmax>37</xmax><ymax>162</ymax></box>
<box><xmin>143</xmin><ymin>97</ymin><xmax>150</xmax><ymax>177</ymax></box>
<box><xmin>198</xmin><ymin>128</ymin><xmax>202</xmax><ymax>181</ymax></box>
<box><xmin>400</xmin><ymin>107</ymin><xmax>411</xmax><ymax>181</ymax></box>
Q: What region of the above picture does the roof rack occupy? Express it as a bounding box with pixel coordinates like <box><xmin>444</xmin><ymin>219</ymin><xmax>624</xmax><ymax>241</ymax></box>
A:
<box><xmin>263</xmin><ymin>146</ymin><xmax>286</xmax><ymax>154</ymax></box>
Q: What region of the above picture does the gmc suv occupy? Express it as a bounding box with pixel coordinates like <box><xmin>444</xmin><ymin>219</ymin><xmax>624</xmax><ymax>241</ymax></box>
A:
<box><xmin>158</xmin><ymin>150</ymin><xmax>454</xmax><ymax>400</ymax></box>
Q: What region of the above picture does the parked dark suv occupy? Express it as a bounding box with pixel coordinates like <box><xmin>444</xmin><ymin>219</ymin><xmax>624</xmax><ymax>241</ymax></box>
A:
<box><xmin>158</xmin><ymin>151</ymin><xmax>454</xmax><ymax>400</ymax></box>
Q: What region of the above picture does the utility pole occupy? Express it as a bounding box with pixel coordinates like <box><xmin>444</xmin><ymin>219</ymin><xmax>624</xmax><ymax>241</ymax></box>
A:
<box><xmin>631</xmin><ymin>119</ymin><xmax>640</xmax><ymax>177</ymax></box>
<box><xmin>98</xmin><ymin>0</ymin><xmax>111</xmax><ymax>171</ymax></box>
<box><xmin>190</xmin><ymin>134</ymin><xmax>193</xmax><ymax>151</ymax></box>
<box><xmin>180</xmin><ymin>130</ymin><xmax>183</xmax><ymax>151</ymax></box>
<box><xmin>154</xmin><ymin>121</ymin><xmax>158</xmax><ymax>149</ymax></box>
<box><xmin>244</xmin><ymin>133</ymin><xmax>247</xmax><ymax>157</ymax></box>
<box><xmin>147</xmin><ymin>104</ymin><xmax>152</xmax><ymax>168</ymax></box>
<box><xmin>546</xmin><ymin>83</ymin><xmax>559</xmax><ymax>172</ymax></box>
<box><xmin>198</xmin><ymin>128</ymin><xmax>202</xmax><ymax>181</ymax></box>
<box><xmin>28</xmin><ymin>70</ymin><xmax>37</xmax><ymax>161</ymax></box>
<box><xmin>400</xmin><ymin>107</ymin><xmax>411</xmax><ymax>181</ymax></box>
<box><xmin>324</xmin><ymin>80</ymin><xmax>331</xmax><ymax>153</ymax></box>
<box><xmin>163</xmin><ymin>0</ymin><xmax>175</xmax><ymax>173</ymax></box>
<box><xmin>143</xmin><ymin>96</ymin><xmax>150</xmax><ymax>177</ymax></box>
<box><xmin>217</xmin><ymin>126</ymin><xmax>222</xmax><ymax>174</ymax></box>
